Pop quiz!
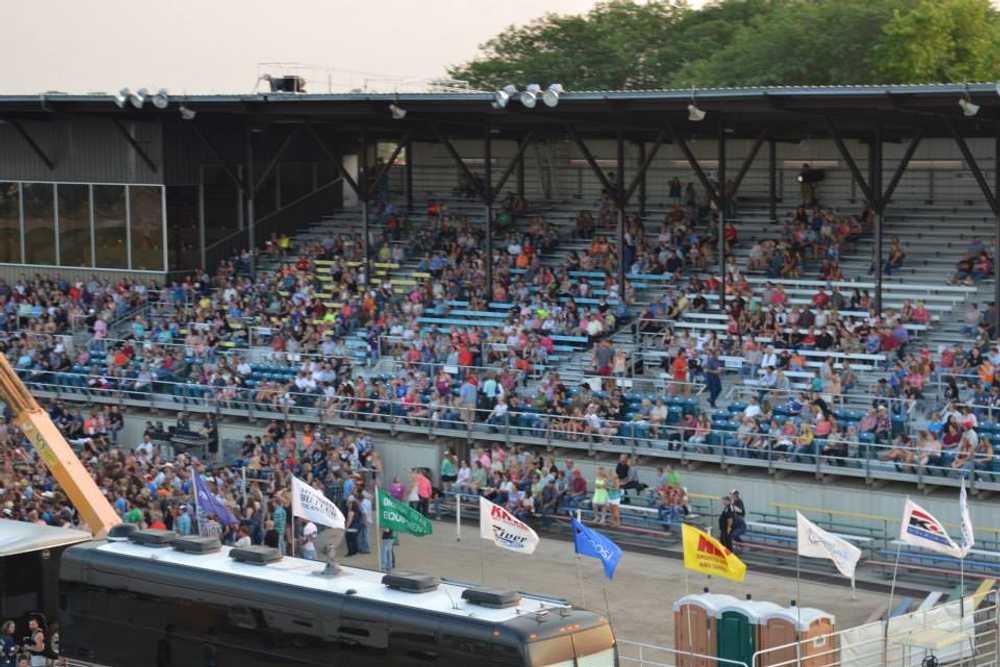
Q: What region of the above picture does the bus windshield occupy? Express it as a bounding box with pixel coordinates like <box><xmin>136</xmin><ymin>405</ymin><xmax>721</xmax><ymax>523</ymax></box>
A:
<box><xmin>529</xmin><ymin>625</ymin><xmax>616</xmax><ymax>667</ymax></box>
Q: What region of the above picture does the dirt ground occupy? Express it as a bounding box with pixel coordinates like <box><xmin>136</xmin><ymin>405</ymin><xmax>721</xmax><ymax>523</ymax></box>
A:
<box><xmin>339</xmin><ymin>517</ymin><xmax>886</xmax><ymax>646</ymax></box>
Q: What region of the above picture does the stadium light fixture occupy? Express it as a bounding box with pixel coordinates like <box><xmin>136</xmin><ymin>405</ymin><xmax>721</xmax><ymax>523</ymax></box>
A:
<box><xmin>389</xmin><ymin>103</ymin><xmax>407</xmax><ymax>120</ymax></box>
<box><xmin>113</xmin><ymin>87</ymin><xmax>130</xmax><ymax>108</ymax></box>
<box><xmin>958</xmin><ymin>94</ymin><xmax>980</xmax><ymax>117</ymax></box>
<box><xmin>129</xmin><ymin>88</ymin><xmax>149</xmax><ymax>109</ymax></box>
<box><xmin>179</xmin><ymin>105</ymin><xmax>197</xmax><ymax>121</ymax></box>
<box><xmin>151</xmin><ymin>89</ymin><xmax>169</xmax><ymax>109</ymax></box>
<box><xmin>520</xmin><ymin>84</ymin><xmax>541</xmax><ymax>108</ymax></box>
<box><xmin>542</xmin><ymin>83</ymin><xmax>565</xmax><ymax>108</ymax></box>
<box><xmin>688</xmin><ymin>88</ymin><xmax>706</xmax><ymax>122</ymax></box>
<box><xmin>491</xmin><ymin>84</ymin><xmax>518</xmax><ymax>109</ymax></box>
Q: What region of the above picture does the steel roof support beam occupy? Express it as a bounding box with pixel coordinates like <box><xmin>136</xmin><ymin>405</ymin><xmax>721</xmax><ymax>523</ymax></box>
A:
<box><xmin>484</xmin><ymin>121</ymin><xmax>494</xmax><ymax>298</ymax></box>
<box><xmin>430</xmin><ymin>123</ymin><xmax>486</xmax><ymax>201</ymax></box>
<box><xmin>718</xmin><ymin>121</ymin><xmax>728</xmax><ymax>310</ymax></box>
<box><xmin>730</xmin><ymin>129</ymin><xmax>768</xmax><ymax>199</ymax></box>
<box><xmin>253</xmin><ymin>126</ymin><xmax>301</xmax><ymax>196</ymax></box>
<box><xmin>825</xmin><ymin>116</ymin><xmax>874</xmax><ymax>206</ymax></box>
<box><xmin>995</xmin><ymin>123</ymin><xmax>1000</xmax><ymax>338</ymax></box>
<box><xmin>191</xmin><ymin>123</ymin><xmax>244</xmax><ymax>191</ymax></box>
<box><xmin>880</xmin><ymin>129</ymin><xmax>924</xmax><ymax>209</ymax></box>
<box><xmin>6</xmin><ymin>118</ymin><xmax>55</xmax><ymax>171</ymax></box>
<box><xmin>111</xmin><ymin>118</ymin><xmax>158</xmax><ymax>174</ymax></box>
<box><xmin>566</xmin><ymin>125</ymin><xmax>616</xmax><ymax>195</ymax></box>
<box><xmin>366</xmin><ymin>131</ymin><xmax>412</xmax><ymax>201</ymax></box>
<box><xmin>665</xmin><ymin>121</ymin><xmax>720</xmax><ymax>207</ymax></box>
<box><xmin>945</xmin><ymin>117</ymin><xmax>999</xmax><ymax>213</ymax></box>
<box><xmin>622</xmin><ymin>128</ymin><xmax>666</xmax><ymax>206</ymax></box>
<box><xmin>492</xmin><ymin>131</ymin><xmax>535</xmax><ymax>197</ymax></box>
<box><xmin>616</xmin><ymin>126</ymin><xmax>626</xmax><ymax>295</ymax></box>
<box><xmin>304</xmin><ymin>122</ymin><xmax>361</xmax><ymax>197</ymax></box>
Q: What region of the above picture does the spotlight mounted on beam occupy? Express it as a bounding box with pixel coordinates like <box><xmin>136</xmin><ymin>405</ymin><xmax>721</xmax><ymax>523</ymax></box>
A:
<box><xmin>151</xmin><ymin>88</ymin><xmax>169</xmax><ymax>109</ymax></box>
<box><xmin>113</xmin><ymin>87</ymin><xmax>130</xmax><ymax>109</ymax></box>
<box><xmin>491</xmin><ymin>84</ymin><xmax>518</xmax><ymax>109</ymax></box>
<box><xmin>958</xmin><ymin>93</ymin><xmax>980</xmax><ymax>117</ymax></box>
<box><xmin>129</xmin><ymin>88</ymin><xmax>149</xmax><ymax>109</ymax></box>
<box><xmin>520</xmin><ymin>84</ymin><xmax>541</xmax><ymax>109</ymax></box>
<box><xmin>389</xmin><ymin>103</ymin><xmax>407</xmax><ymax>120</ymax></box>
<box><xmin>688</xmin><ymin>88</ymin><xmax>706</xmax><ymax>122</ymax></box>
<box><xmin>179</xmin><ymin>105</ymin><xmax>197</xmax><ymax>121</ymax></box>
<box><xmin>542</xmin><ymin>83</ymin><xmax>564</xmax><ymax>108</ymax></box>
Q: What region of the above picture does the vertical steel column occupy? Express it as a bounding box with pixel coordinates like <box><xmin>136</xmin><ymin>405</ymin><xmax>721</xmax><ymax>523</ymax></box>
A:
<box><xmin>637</xmin><ymin>141</ymin><xmax>647</xmax><ymax>220</ymax></box>
<box><xmin>616</xmin><ymin>128</ymin><xmax>626</xmax><ymax>296</ymax></box>
<box><xmin>198</xmin><ymin>167</ymin><xmax>206</xmax><ymax>268</ymax></box>
<box><xmin>873</xmin><ymin>125</ymin><xmax>884</xmax><ymax>316</ymax></box>
<box><xmin>718</xmin><ymin>122</ymin><xmax>727</xmax><ymax>309</ymax></box>
<box><xmin>245</xmin><ymin>127</ymin><xmax>256</xmax><ymax>275</ymax></box>
<box><xmin>768</xmin><ymin>139</ymin><xmax>777</xmax><ymax>223</ymax></box>
<box><xmin>360</xmin><ymin>129</ymin><xmax>371</xmax><ymax>284</ymax></box>
<box><xmin>405</xmin><ymin>139</ymin><xmax>414</xmax><ymax>213</ymax></box>
<box><xmin>516</xmin><ymin>137</ymin><xmax>526</xmax><ymax>200</ymax></box>
<box><xmin>995</xmin><ymin>124</ymin><xmax>1000</xmax><ymax>336</ymax></box>
<box><xmin>485</xmin><ymin>122</ymin><xmax>494</xmax><ymax>299</ymax></box>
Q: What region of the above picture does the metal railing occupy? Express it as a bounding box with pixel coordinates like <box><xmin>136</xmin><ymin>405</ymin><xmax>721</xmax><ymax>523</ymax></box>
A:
<box><xmin>618</xmin><ymin>640</ymin><xmax>748</xmax><ymax>667</ymax></box>
<box><xmin>16</xmin><ymin>370</ymin><xmax>1000</xmax><ymax>493</ymax></box>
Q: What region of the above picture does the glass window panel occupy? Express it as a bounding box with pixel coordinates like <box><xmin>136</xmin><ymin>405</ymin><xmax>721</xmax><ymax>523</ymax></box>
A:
<box><xmin>93</xmin><ymin>185</ymin><xmax>127</xmax><ymax>268</ymax></box>
<box><xmin>129</xmin><ymin>185</ymin><xmax>164</xmax><ymax>271</ymax></box>
<box><xmin>0</xmin><ymin>182</ymin><xmax>20</xmax><ymax>263</ymax></box>
<box><xmin>165</xmin><ymin>186</ymin><xmax>198</xmax><ymax>271</ymax></box>
<box><xmin>23</xmin><ymin>183</ymin><xmax>55</xmax><ymax>265</ymax></box>
<box><xmin>57</xmin><ymin>184</ymin><xmax>92</xmax><ymax>267</ymax></box>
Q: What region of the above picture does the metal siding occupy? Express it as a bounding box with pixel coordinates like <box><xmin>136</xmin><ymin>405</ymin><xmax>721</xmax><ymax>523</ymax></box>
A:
<box><xmin>0</xmin><ymin>117</ymin><xmax>162</xmax><ymax>184</ymax></box>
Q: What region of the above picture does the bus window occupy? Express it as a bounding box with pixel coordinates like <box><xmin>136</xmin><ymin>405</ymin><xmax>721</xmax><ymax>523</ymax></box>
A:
<box><xmin>528</xmin><ymin>635</ymin><xmax>574</xmax><ymax>667</ymax></box>
<box><xmin>572</xmin><ymin>626</ymin><xmax>616</xmax><ymax>667</ymax></box>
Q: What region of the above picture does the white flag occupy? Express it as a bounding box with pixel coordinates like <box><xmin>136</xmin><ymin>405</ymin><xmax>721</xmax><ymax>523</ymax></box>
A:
<box><xmin>796</xmin><ymin>511</ymin><xmax>862</xmax><ymax>580</ymax></box>
<box><xmin>960</xmin><ymin>478</ymin><xmax>975</xmax><ymax>558</ymax></box>
<box><xmin>291</xmin><ymin>475</ymin><xmax>345</xmax><ymax>530</ymax></box>
<box><xmin>900</xmin><ymin>498</ymin><xmax>961</xmax><ymax>558</ymax></box>
<box><xmin>479</xmin><ymin>496</ymin><xmax>539</xmax><ymax>555</ymax></box>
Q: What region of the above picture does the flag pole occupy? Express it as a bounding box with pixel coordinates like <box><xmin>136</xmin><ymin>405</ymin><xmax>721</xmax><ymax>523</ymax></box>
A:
<box><xmin>291</xmin><ymin>516</ymin><xmax>296</xmax><ymax>558</ymax></box>
<box><xmin>960</xmin><ymin>554</ymin><xmax>966</xmax><ymax>618</ymax></box>
<box><xmin>191</xmin><ymin>467</ymin><xmax>201</xmax><ymax>536</ymax></box>
<box><xmin>882</xmin><ymin>541</ymin><xmax>902</xmax><ymax>667</ymax></box>
<box><xmin>575</xmin><ymin>509</ymin><xmax>587</xmax><ymax>609</ymax></box>
<box><xmin>456</xmin><ymin>492</ymin><xmax>462</xmax><ymax>542</ymax></box>
<box><xmin>375</xmin><ymin>490</ymin><xmax>383</xmax><ymax>573</ymax></box>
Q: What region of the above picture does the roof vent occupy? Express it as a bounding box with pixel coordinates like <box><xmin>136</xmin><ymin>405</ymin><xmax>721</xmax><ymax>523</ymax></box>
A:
<box><xmin>463</xmin><ymin>588</ymin><xmax>522</xmax><ymax>609</ymax></box>
<box><xmin>382</xmin><ymin>571</ymin><xmax>440</xmax><ymax>593</ymax></box>
<box><xmin>229</xmin><ymin>545</ymin><xmax>282</xmax><ymax>565</ymax></box>
<box><xmin>129</xmin><ymin>529</ymin><xmax>177</xmax><ymax>547</ymax></box>
<box><xmin>172</xmin><ymin>535</ymin><xmax>222</xmax><ymax>554</ymax></box>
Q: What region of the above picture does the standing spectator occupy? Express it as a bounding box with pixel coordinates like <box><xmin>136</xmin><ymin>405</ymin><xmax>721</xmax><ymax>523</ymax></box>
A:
<box><xmin>719</xmin><ymin>495</ymin><xmax>737</xmax><ymax>553</ymax></box>
<box><xmin>704</xmin><ymin>350</ymin><xmax>723</xmax><ymax>408</ymax></box>
<box><xmin>357</xmin><ymin>489</ymin><xmax>373</xmax><ymax>555</ymax></box>
<box><xmin>300</xmin><ymin>521</ymin><xmax>318</xmax><ymax>560</ymax></box>
<box><xmin>592</xmin><ymin>468</ymin><xmax>609</xmax><ymax>525</ymax></box>
<box><xmin>380</xmin><ymin>527</ymin><xmax>396</xmax><ymax>573</ymax></box>
<box><xmin>0</xmin><ymin>620</ymin><xmax>16</xmax><ymax>667</ymax></box>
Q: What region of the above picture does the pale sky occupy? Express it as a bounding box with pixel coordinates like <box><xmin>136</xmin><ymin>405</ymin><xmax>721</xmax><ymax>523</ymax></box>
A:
<box><xmin>1</xmin><ymin>0</ymin><xmax>653</xmax><ymax>95</ymax></box>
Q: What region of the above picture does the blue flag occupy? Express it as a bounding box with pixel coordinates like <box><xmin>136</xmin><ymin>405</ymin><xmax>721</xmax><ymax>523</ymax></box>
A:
<box><xmin>572</xmin><ymin>518</ymin><xmax>622</xmax><ymax>580</ymax></box>
<box><xmin>194</xmin><ymin>472</ymin><xmax>239</xmax><ymax>526</ymax></box>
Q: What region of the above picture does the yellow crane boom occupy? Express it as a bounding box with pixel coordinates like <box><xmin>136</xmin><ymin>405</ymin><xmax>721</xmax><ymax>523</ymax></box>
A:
<box><xmin>0</xmin><ymin>353</ymin><xmax>120</xmax><ymax>537</ymax></box>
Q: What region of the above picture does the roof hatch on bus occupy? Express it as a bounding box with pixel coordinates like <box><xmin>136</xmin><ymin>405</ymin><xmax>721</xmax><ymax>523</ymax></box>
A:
<box><xmin>461</xmin><ymin>587</ymin><xmax>522</xmax><ymax>609</ymax></box>
<box><xmin>381</xmin><ymin>571</ymin><xmax>439</xmax><ymax>593</ymax></box>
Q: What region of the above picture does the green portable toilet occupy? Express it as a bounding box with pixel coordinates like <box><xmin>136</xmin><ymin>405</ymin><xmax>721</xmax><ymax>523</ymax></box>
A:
<box><xmin>715</xmin><ymin>598</ymin><xmax>777</xmax><ymax>667</ymax></box>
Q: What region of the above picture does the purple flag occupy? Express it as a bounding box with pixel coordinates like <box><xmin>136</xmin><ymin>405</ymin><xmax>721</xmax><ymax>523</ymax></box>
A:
<box><xmin>194</xmin><ymin>472</ymin><xmax>239</xmax><ymax>526</ymax></box>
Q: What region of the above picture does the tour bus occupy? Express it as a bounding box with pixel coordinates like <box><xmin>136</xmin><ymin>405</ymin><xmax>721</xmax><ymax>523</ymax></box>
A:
<box><xmin>57</xmin><ymin>530</ymin><xmax>617</xmax><ymax>666</ymax></box>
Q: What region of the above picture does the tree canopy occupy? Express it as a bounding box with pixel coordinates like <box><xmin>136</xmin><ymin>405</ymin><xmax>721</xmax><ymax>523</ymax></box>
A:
<box><xmin>447</xmin><ymin>0</ymin><xmax>1000</xmax><ymax>90</ymax></box>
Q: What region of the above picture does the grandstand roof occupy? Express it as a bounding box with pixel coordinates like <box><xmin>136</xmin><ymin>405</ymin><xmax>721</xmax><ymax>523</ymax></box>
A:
<box><xmin>2</xmin><ymin>82</ymin><xmax>999</xmax><ymax>141</ymax></box>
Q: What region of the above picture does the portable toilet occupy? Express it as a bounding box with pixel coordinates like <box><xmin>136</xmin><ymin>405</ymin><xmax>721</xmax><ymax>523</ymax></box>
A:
<box><xmin>715</xmin><ymin>598</ymin><xmax>779</xmax><ymax>667</ymax></box>
<box><xmin>758</xmin><ymin>605</ymin><xmax>837</xmax><ymax>667</ymax></box>
<box><xmin>673</xmin><ymin>593</ymin><xmax>740</xmax><ymax>667</ymax></box>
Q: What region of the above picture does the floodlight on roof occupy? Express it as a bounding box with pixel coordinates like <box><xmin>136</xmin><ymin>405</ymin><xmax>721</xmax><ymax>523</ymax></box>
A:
<box><xmin>389</xmin><ymin>103</ymin><xmax>407</xmax><ymax>120</ymax></box>
<box><xmin>492</xmin><ymin>84</ymin><xmax>518</xmax><ymax>109</ymax></box>
<box><xmin>113</xmin><ymin>87</ymin><xmax>130</xmax><ymax>109</ymax></box>
<box><xmin>542</xmin><ymin>83</ymin><xmax>564</xmax><ymax>108</ymax></box>
<box><xmin>151</xmin><ymin>89</ymin><xmax>169</xmax><ymax>109</ymax></box>
<box><xmin>959</xmin><ymin>95</ymin><xmax>980</xmax><ymax>117</ymax></box>
<box><xmin>129</xmin><ymin>88</ymin><xmax>149</xmax><ymax>109</ymax></box>
<box><xmin>520</xmin><ymin>84</ymin><xmax>541</xmax><ymax>109</ymax></box>
<box><xmin>688</xmin><ymin>103</ymin><xmax>706</xmax><ymax>122</ymax></box>
<box><xmin>179</xmin><ymin>105</ymin><xmax>197</xmax><ymax>121</ymax></box>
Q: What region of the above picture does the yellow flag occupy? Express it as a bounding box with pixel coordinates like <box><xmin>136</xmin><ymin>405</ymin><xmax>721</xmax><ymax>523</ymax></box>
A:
<box><xmin>682</xmin><ymin>523</ymin><xmax>747</xmax><ymax>582</ymax></box>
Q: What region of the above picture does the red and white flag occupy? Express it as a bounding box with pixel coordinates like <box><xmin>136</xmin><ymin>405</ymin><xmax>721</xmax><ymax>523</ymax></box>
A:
<box><xmin>900</xmin><ymin>498</ymin><xmax>961</xmax><ymax>558</ymax></box>
<box><xmin>479</xmin><ymin>496</ymin><xmax>539</xmax><ymax>555</ymax></box>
